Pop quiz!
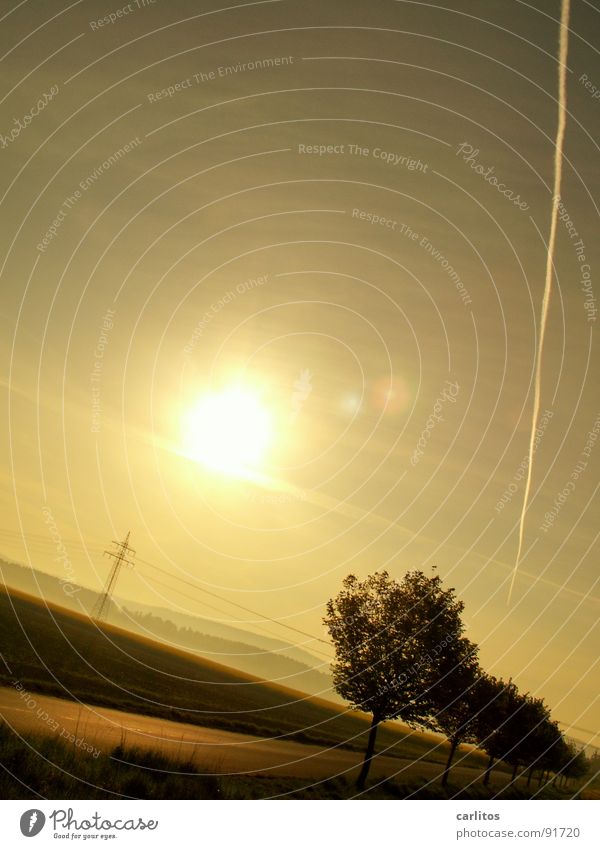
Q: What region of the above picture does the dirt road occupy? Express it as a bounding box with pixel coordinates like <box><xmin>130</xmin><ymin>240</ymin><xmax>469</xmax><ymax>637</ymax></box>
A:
<box><xmin>0</xmin><ymin>686</ymin><xmax>489</xmax><ymax>788</ymax></box>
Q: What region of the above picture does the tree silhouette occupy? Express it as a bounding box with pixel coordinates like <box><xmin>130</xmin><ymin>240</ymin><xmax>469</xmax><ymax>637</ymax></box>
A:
<box><xmin>509</xmin><ymin>699</ymin><xmax>556</xmax><ymax>787</ymax></box>
<box><xmin>324</xmin><ymin>569</ymin><xmax>467</xmax><ymax>789</ymax></box>
<box><xmin>428</xmin><ymin>641</ymin><xmax>484</xmax><ymax>787</ymax></box>
<box><xmin>500</xmin><ymin>694</ymin><xmax>550</xmax><ymax>782</ymax></box>
<box><xmin>473</xmin><ymin>675</ymin><xmax>518</xmax><ymax>786</ymax></box>
<box><xmin>560</xmin><ymin>747</ymin><xmax>589</xmax><ymax>788</ymax></box>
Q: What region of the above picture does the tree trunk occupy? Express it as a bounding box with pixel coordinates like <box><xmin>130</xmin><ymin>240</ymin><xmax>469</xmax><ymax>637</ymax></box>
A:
<box><xmin>483</xmin><ymin>754</ymin><xmax>494</xmax><ymax>786</ymax></box>
<box><xmin>537</xmin><ymin>769</ymin><xmax>544</xmax><ymax>786</ymax></box>
<box><xmin>356</xmin><ymin>714</ymin><xmax>380</xmax><ymax>790</ymax></box>
<box><xmin>511</xmin><ymin>762</ymin><xmax>518</xmax><ymax>782</ymax></box>
<box><xmin>527</xmin><ymin>766</ymin><xmax>534</xmax><ymax>787</ymax></box>
<box><xmin>441</xmin><ymin>734</ymin><xmax>460</xmax><ymax>787</ymax></box>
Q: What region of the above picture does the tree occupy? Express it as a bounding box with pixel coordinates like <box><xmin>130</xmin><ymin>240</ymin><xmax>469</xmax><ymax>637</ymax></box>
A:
<box><xmin>519</xmin><ymin>710</ymin><xmax>561</xmax><ymax>787</ymax></box>
<box><xmin>501</xmin><ymin>695</ymin><xmax>552</xmax><ymax>783</ymax></box>
<box><xmin>428</xmin><ymin>643</ymin><xmax>485</xmax><ymax>787</ymax></box>
<box><xmin>565</xmin><ymin>749</ymin><xmax>590</xmax><ymax>784</ymax></box>
<box><xmin>323</xmin><ymin>569</ymin><xmax>468</xmax><ymax>789</ymax></box>
<box><xmin>556</xmin><ymin>742</ymin><xmax>589</xmax><ymax>789</ymax></box>
<box><xmin>473</xmin><ymin>676</ymin><xmax>520</xmax><ymax>786</ymax></box>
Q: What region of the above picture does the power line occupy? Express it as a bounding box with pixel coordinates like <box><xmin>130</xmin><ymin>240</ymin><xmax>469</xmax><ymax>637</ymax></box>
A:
<box><xmin>92</xmin><ymin>532</ymin><xmax>135</xmax><ymax>622</ymax></box>
<box><xmin>558</xmin><ymin>722</ymin><xmax>599</xmax><ymax>739</ymax></box>
<box><xmin>0</xmin><ymin>525</ymin><xmax>332</xmax><ymax>657</ymax></box>
<box><xmin>135</xmin><ymin>568</ymin><xmax>334</xmax><ymax>662</ymax></box>
<box><xmin>1</xmin><ymin>527</ymin><xmax>597</xmax><ymax>739</ymax></box>
<box><xmin>135</xmin><ymin>554</ymin><xmax>332</xmax><ymax>650</ymax></box>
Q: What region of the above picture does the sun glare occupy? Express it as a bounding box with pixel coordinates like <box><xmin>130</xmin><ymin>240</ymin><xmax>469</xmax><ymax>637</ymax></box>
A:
<box><xmin>181</xmin><ymin>387</ymin><xmax>272</xmax><ymax>477</ymax></box>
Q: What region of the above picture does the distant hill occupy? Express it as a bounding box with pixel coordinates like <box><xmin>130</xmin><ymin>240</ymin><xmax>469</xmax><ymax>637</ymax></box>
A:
<box><xmin>0</xmin><ymin>558</ymin><xmax>334</xmax><ymax>699</ymax></box>
<box><xmin>0</xmin><ymin>584</ymin><xmax>425</xmax><ymax>758</ymax></box>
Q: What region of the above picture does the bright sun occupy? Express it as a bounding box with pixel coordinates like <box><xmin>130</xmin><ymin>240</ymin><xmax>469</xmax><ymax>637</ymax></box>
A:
<box><xmin>181</xmin><ymin>387</ymin><xmax>272</xmax><ymax>477</ymax></box>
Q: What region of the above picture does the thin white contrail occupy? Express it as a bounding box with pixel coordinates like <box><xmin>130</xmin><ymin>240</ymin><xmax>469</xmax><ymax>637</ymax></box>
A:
<box><xmin>508</xmin><ymin>0</ymin><xmax>571</xmax><ymax>604</ymax></box>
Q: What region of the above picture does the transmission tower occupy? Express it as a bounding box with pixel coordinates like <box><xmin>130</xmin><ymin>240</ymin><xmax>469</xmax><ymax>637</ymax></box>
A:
<box><xmin>92</xmin><ymin>531</ymin><xmax>135</xmax><ymax>622</ymax></box>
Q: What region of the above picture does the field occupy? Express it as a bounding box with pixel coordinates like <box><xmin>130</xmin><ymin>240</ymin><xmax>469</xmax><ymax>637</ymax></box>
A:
<box><xmin>0</xmin><ymin>585</ymin><xmax>594</xmax><ymax>799</ymax></box>
<box><xmin>0</xmin><ymin>723</ymin><xmax>585</xmax><ymax>800</ymax></box>
<box><xmin>0</xmin><ymin>585</ymin><xmax>464</xmax><ymax>759</ymax></box>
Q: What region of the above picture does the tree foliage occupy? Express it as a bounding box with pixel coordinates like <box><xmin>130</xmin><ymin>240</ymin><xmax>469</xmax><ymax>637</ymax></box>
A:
<box><xmin>324</xmin><ymin>569</ymin><xmax>468</xmax><ymax>787</ymax></box>
<box><xmin>324</xmin><ymin>569</ymin><xmax>584</xmax><ymax>792</ymax></box>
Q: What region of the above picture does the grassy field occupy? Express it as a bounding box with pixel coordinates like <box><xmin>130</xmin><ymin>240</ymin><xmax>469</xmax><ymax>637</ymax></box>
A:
<box><xmin>1</xmin><ymin>587</ymin><xmax>595</xmax><ymax>800</ymax></box>
<box><xmin>0</xmin><ymin>722</ymin><xmax>587</xmax><ymax>800</ymax></box>
<box><xmin>0</xmin><ymin>585</ymin><xmax>482</xmax><ymax>767</ymax></box>
<box><xmin>0</xmin><ymin>721</ymin><xmax>220</xmax><ymax>800</ymax></box>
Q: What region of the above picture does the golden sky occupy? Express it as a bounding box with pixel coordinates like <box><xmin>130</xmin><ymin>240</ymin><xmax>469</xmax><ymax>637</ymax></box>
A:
<box><xmin>1</xmin><ymin>0</ymin><xmax>599</xmax><ymax>744</ymax></box>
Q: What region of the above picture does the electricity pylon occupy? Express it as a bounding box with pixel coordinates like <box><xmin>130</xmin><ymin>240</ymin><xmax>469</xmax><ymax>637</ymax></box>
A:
<box><xmin>92</xmin><ymin>531</ymin><xmax>135</xmax><ymax>622</ymax></box>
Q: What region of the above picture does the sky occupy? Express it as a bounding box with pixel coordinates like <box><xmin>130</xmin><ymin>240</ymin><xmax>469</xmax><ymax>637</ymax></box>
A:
<box><xmin>1</xmin><ymin>0</ymin><xmax>599</xmax><ymax>744</ymax></box>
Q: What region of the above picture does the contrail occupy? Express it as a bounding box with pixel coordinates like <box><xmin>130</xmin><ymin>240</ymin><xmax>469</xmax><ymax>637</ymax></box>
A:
<box><xmin>508</xmin><ymin>0</ymin><xmax>571</xmax><ymax>604</ymax></box>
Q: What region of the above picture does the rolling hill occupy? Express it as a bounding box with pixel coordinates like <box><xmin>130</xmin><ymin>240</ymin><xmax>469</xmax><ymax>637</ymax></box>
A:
<box><xmin>0</xmin><ymin>584</ymin><xmax>442</xmax><ymax>759</ymax></box>
<box><xmin>0</xmin><ymin>558</ymin><xmax>332</xmax><ymax>698</ymax></box>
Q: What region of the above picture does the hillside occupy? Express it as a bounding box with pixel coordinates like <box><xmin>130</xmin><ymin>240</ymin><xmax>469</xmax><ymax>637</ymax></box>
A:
<box><xmin>0</xmin><ymin>585</ymin><xmax>442</xmax><ymax>759</ymax></box>
<box><xmin>0</xmin><ymin>558</ymin><xmax>332</xmax><ymax>697</ymax></box>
